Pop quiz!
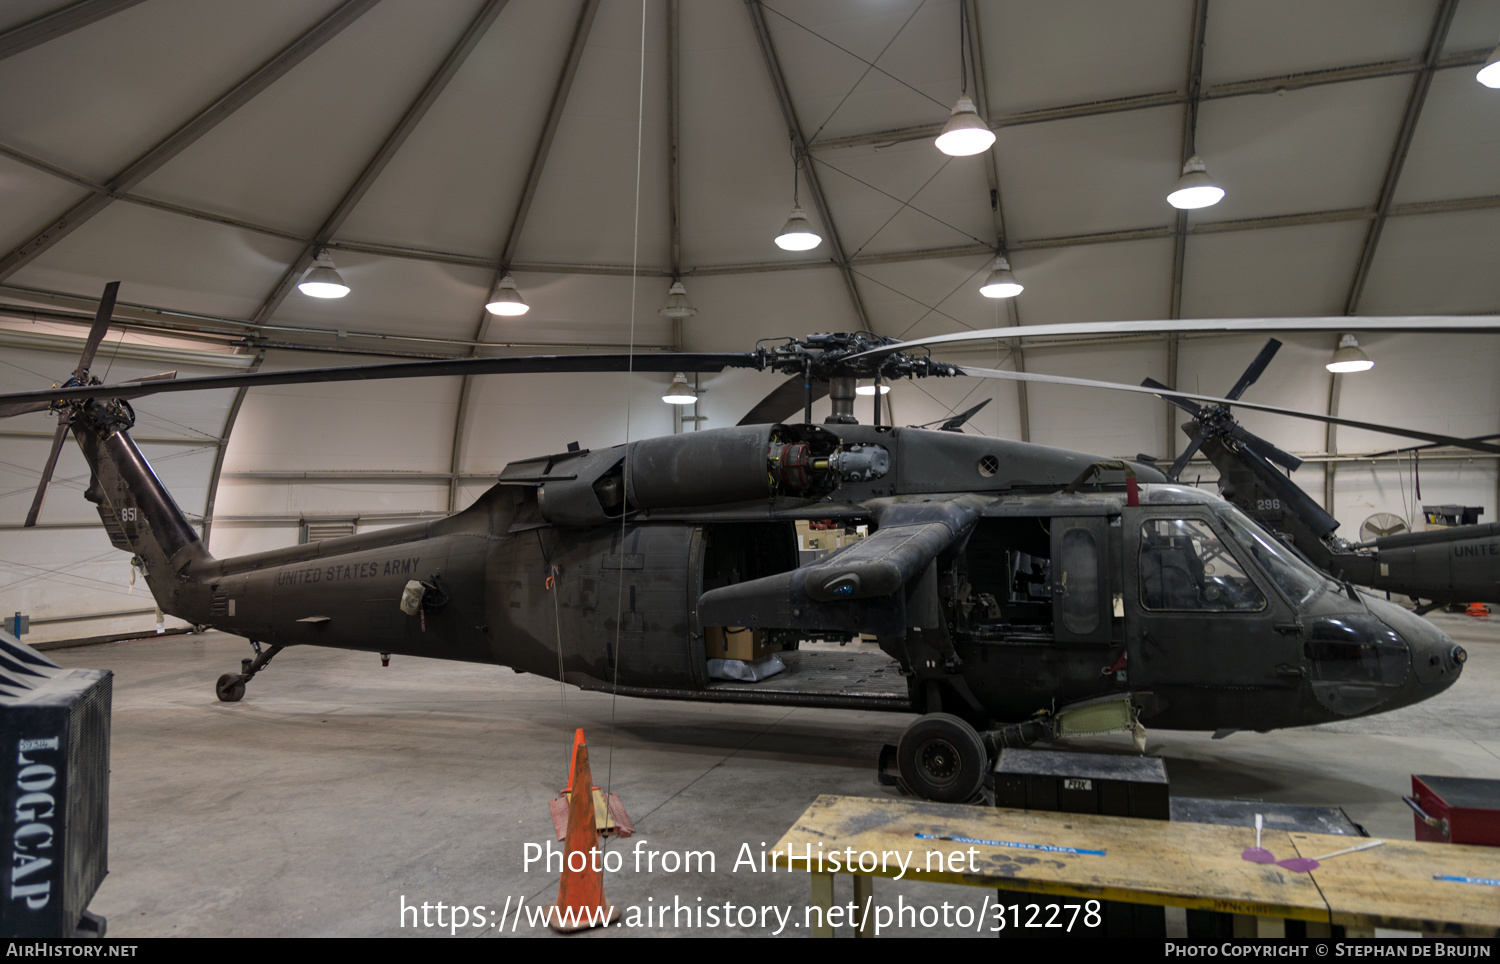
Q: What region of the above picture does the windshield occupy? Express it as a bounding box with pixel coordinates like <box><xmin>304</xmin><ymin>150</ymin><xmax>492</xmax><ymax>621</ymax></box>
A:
<box><xmin>1216</xmin><ymin>505</ymin><xmax>1339</xmax><ymax>606</ymax></box>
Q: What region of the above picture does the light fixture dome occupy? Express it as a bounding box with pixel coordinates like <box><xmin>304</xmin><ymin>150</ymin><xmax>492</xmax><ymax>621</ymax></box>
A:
<box><xmin>1480</xmin><ymin>42</ymin><xmax>1500</xmax><ymax>88</ymax></box>
<box><xmin>659</xmin><ymin>280</ymin><xmax>697</xmax><ymax>320</ymax></box>
<box><xmin>934</xmin><ymin>96</ymin><xmax>994</xmax><ymax>156</ymax></box>
<box><xmin>979</xmin><ymin>256</ymin><xmax>1023</xmax><ymax>298</ymax></box>
<box><xmin>662</xmin><ymin>372</ymin><xmax>697</xmax><ymax>405</ymax></box>
<box><xmin>1167</xmin><ymin>155</ymin><xmax>1225</xmax><ymax>210</ymax></box>
<box><xmin>485</xmin><ymin>274</ymin><xmax>528</xmax><ymax>316</ymax></box>
<box><xmin>1326</xmin><ymin>334</ymin><xmax>1374</xmax><ymax>373</ymax></box>
<box><xmin>775</xmin><ymin>206</ymin><xmax>821</xmax><ymax>251</ymax></box>
<box><xmin>297</xmin><ymin>252</ymin><xmax>349</xmax><ymax>299</ymax></box>
<box><xmin>855</xmin><ymin>383</ymin><xmax>891</xmax><ymax>396</ymax></box>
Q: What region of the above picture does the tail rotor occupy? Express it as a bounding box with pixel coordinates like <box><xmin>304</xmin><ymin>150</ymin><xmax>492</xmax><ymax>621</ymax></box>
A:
<box><xmin>18</xmin><ymin>282</ymin><xmax>119</xmax><ymax>527</ymax></box>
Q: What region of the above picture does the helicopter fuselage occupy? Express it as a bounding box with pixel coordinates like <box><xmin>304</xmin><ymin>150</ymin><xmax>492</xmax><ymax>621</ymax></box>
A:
<box><xmin>94</xmin><ymin>417</ymin><xmax>1464</xmax><ymax>735</ymax></box>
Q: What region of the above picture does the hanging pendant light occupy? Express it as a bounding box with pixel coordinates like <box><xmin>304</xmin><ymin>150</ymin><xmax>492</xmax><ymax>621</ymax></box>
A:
<box><xmin>297</xmin><ymin>251</ymin><xmax>350</xmax><ymax>299</ymax></box>
<box><xmin>1326</xmin><ymin>334</ymin><xmax>1374</xmax><ymax>373</ymax></box>
<box><xmin>1167</xmin><ymin>155</ymin><xmax>1225</xmax><ymax>210</ymax></box>
<box><xmin>662</xmin><ymin>372</ymin><xmax>697</xmax><ymax>405</ymax></box>
<box><xmin>775</xmin><ymin>135</ymin><xmax>821</xmax><ymax>252</ymax></box>
<box><xmin>1479</xmin><ymin>40</ymin><xmax>1500</xmax><ymax>88</ymax></box>
<box><xmin>485</xmin><ymin>274</ymin><xmax>529</xmax><ymax>316</ymax></box>
<box><xmin>979</xmin><ymin>256</ymin><xmax>1023</xmax><ymax>298</ymax></box>
<box><xmin>659</xmin><ymin>280</ymin><xmax>698</xmax><ymax>320</ymax></box>
<box><xmin>935</xmin><ymin>96</ymin><xmax>994</xmax><ymax>156</ymax></box>
<box><xmin>775</xmin><ymin>207</ymin><xmax>821</xmax><ymax>251</ymax></box>
<box><xmin>935</xmin><ymin>3</ymin><xmax>994</xmax><ymax>157</ymax></box>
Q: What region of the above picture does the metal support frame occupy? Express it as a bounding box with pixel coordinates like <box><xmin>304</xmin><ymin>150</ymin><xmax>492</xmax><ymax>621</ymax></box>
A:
<box><xmin>1329</xmin><ymin>0</ymin><xmax>1456</xmax><ymax>518</ymax></box>
<box><xmin>6</xmin><ymin>131</ymin><xmax>1499</xmax><ymax>282</ymax></box>
<box><xmin>745</xmin><ymin>0</ymin><xmax>869</xmax><ymax>330</ymax></box>
<box><xmin>199</xmin><ymin>351</ymin><xmax>263</xmax><ymax>549</ymax></box>
<box><xmin>207</xmin><ymin>1</ymin><xmax>504</xmax><ymax>546</ymax></box>
<box><xmin>1343</xmin><ymin>0</ymin><xmax>1458</xmax><ymax>316</ymax></box>
<box><xmin>808</xmin><ymin>45</ymin><xmax>1494</xmax><ymax>153</ymax></box>
<box><xmin>0</xmin><ymin>0</ymin><xmax>380</xmax><ymax>282</ymax></box>
<box><xmin>449</xmin><ymin>0</ymin><xmax>600</xmax><ymax>513</ymax></box>
<box><xmin>1165</xmin><ymin>0</ymin><xmax>1209</xmax><ymax>465</ymax></box>
<box><xmin>0</xmin><ymin>0</ymin><xmax>145</xmax><ymax>61</ymax></box>
<box><xmin>249</xmin><ymin>0</ymin><xmax>509</xmax><ymax>328</ymax></box>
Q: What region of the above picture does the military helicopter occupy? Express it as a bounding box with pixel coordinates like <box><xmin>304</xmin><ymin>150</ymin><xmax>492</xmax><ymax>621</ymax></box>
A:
<box><xmin>1139</xmin><ymin>338</ymin><xmax>1500</xmax><ymax>613</ymax></box>
<box><xmin>0</xmin><ymin>286</ymin><xmax>1475</xmax><ymax>802</ymax></box>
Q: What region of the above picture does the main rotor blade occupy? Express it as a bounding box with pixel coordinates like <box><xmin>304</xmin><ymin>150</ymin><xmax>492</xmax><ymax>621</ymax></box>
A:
<box><xmin>848</xmin><ymin>316</ymin><xmax>1500</xmax><ymax>360</ymax></box>
<box><xmin>0</xmin><ymin>399</ymin><xmax>53</xmax><ymax>418</ymax></box>
<box><xmin>1224</xmin><ymin>338</ymin><xmax>1281</xmax><ymax>401</ymax></box>
<box><xmin>23</xmin><ymin>419</ymin><xmax>70</xmax><ymax>527</ymax></box>
<box><xmin>0</xmin><ymin>352</ymin><xmax>763</xmax><ymax>412</ymax></box>
<box><xmin>956</xmin><ymin>365</ymin><xmax>1500</xmax><ymax>455</ymax></box>
<box><xmin>73</xmin><ymin>281</ymin><xmax>119</xmax><ymax>379</ymax></box>
<box><xmin>1141</xmin><ymin>376</ymin><xmax>1202</xmax><ymax>417</ymax></box>
<box><xmin>738</xmin><ymin>375</ymin><xmax>829</xmax><ymax>426</ymax></box>
<box><xmin>1366</xmin><ymin>432</ymin><xmax>1500</xmax><ymax>459</ymax></box>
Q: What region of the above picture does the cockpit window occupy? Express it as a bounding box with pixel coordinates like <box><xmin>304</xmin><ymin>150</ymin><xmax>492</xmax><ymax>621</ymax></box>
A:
<box><xmin>1140</xmin><ymin>518</ymin><xmax>1266</xmax><ymax>612</ymax></box>
<box><xmin>1216</xmin><ymin>505</ymin><xmax>1336</xmax><ymax>606</ymax></box>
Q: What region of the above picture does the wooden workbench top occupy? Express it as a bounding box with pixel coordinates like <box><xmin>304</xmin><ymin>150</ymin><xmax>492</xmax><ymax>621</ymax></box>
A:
<box><xmin>771</xmin><ymin>794</ymin><xmax>1330</xmax><ymax>922</ymax></box>
<box><xmin>1289</xmin><ymin>832</ymin><xmax>1499</xmax><ymax>938</ymax></box>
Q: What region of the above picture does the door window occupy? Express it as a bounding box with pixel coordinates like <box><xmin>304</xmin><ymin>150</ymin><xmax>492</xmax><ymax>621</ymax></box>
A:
<box><xmin>1140</xmin><ymin>518</ymin><xmax>1265</xmax><ymax>612</ymax></box>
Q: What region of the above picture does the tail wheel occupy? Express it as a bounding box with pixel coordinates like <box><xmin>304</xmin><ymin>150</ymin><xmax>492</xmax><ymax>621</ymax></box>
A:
<box><xmin>215</xmin><ymin>673</ymin><xmax>246</xmax><ymax>703</ymax></box>
<box><xmin>896</xmin><ymin>713</ymin><xmax>987</xmax><ymax>802</ymax></box>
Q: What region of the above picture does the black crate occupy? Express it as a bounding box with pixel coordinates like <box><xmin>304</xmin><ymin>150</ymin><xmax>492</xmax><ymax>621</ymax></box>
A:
<box><xmin>991</xmin><ymin>749</ymin><xmax>1168</xmax><ymax>938</ymax></box>
<box><xmin>0</xmin><ymin>632</ymin><xmax>110</xmax><ymax>938</ymax></box>
<box><xmin>995</xmin><ymin>748</ymin><xmax>1169</xmax><ymax>819</ymax></box>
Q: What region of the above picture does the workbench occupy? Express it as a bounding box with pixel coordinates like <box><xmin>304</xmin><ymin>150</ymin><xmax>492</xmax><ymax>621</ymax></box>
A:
<box><xmin>770</xmin><ymin>794</ymin><xmax>1500</xmax><ymax>938</ymax></box>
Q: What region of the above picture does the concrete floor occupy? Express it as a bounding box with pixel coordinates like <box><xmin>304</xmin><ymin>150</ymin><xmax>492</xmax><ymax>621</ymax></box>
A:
<box><xmin>51</xmin><ymin>611</ymin><xmax>1500</xmax><ymax>938</ymax></box>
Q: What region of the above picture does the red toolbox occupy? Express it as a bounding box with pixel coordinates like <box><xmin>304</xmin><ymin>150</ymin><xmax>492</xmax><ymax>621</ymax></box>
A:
<box><xmin>1406</xmin><ymin>775</ymin><xmax>1500</xmax><ymax>846</ymax></box>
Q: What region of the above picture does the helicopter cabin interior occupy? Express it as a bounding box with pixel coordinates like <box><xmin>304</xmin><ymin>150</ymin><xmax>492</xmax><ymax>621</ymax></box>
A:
<box><xmin>691</xmin><ymin>507</ymin><xmax>1143</xmax><ymax>706</ymax></box>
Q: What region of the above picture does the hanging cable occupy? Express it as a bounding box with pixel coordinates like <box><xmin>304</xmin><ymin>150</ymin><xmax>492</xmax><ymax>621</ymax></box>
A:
<box><xmin>607</xmin><ymin>0</ymin><xmax>649</xmax><ymax>800</ymax></box>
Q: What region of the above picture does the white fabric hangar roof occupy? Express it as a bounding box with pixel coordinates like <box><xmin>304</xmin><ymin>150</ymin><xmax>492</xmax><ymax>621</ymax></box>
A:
<box><xmin>1</xmin><ymin>0</ymin><xmax>1499</xmax><ymax>631</ymax></box>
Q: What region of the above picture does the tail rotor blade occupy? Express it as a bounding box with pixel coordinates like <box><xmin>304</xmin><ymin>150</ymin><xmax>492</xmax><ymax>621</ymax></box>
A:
<box><xmin>73</xmin><ymin>281</ymin><xmax>120</xmax><ymax>378</ymax></box>
<box><xmin>23</xmin><ymin>419</ymin><xmax>71</xmax><ymax>527</ymax></box>
<box><xmin>1224</xmin><ymin>338</ymin><xmax>1281</xmax><ymax>401</ymax></box>
<box><xmin>1168</xmin><ymin>429</ymin><xmax>1208</xmax><ymax>481</ymax></box>
<box><xmin>1237</xmin><ymin>443</ymin><xmax>1339</xmax><ymax>538</ymax></box>
<box><xmin>1232</xmin><ymin>424</ymin><xmax>1303</xmax><ymax>473</ymax></box>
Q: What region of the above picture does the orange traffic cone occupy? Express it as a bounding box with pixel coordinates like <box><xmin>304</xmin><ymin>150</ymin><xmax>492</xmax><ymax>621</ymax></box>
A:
<box><xmin>1466</xmin><ymin>602</ymin><xmax>1489</xmax><ymax>617</ymax></box>
<box><xmin>549</xmin><ymin>729</ymin><xmax>620</xmax><ymax>932</ymax></box>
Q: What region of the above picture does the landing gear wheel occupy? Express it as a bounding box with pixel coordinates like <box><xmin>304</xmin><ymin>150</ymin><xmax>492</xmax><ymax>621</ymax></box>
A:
<box><xmin>896</xmin><ymin>713</ymin><xmax>986</xmax><ymax>803</ymax></box>
<box><xmin>215</xmin><ymin>673</ymin><xmax>246</xmax><ymax>703</ymax></box>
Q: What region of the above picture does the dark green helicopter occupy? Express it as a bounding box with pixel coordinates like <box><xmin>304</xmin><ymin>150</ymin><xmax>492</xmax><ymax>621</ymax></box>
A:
<box><xmin>0</xmin><ymin>286</ymin><xmax>1473</xmax><ymax>802</ymax></box>
<box><xmin>1141</xmin><ymin>338</ymin><xmax>1500</xmax><ymax>614</ymax></box>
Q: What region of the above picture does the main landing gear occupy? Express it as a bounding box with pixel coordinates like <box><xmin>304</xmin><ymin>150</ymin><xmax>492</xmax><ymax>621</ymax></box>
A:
<box><xmin>894</xmin><ymin>713</ymin><xmax>989</xmax><ymax>803</ymax></box>
<box><xmin>215</xmin><ymin>641</ymin><xmax>283</xmax><ymax>703</ymax></box>
<box><xmin>889</xmin><ymin>696</ymin><xmax>1146</xmax><ymax>801</ymax></box>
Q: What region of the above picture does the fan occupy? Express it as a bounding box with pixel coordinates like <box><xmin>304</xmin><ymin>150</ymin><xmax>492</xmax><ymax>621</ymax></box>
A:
<box><xmin>1361</xmin><ymin>512</ymin><xmax>1409</xmax><ymax>541</ymax></box>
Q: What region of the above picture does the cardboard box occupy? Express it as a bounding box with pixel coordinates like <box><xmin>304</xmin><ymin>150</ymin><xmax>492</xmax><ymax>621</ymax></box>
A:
<box><xmin>703</xmin><ymin>626</ymin><xmax>778</xmax><ymax>662</ymax></box>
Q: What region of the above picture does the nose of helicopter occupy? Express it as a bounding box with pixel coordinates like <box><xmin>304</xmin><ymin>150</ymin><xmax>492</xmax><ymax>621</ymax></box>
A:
<box><xmin>1372</xmin><ymin>599</ymin><xmax>1465</xmax><ymax>700</ymax></box>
